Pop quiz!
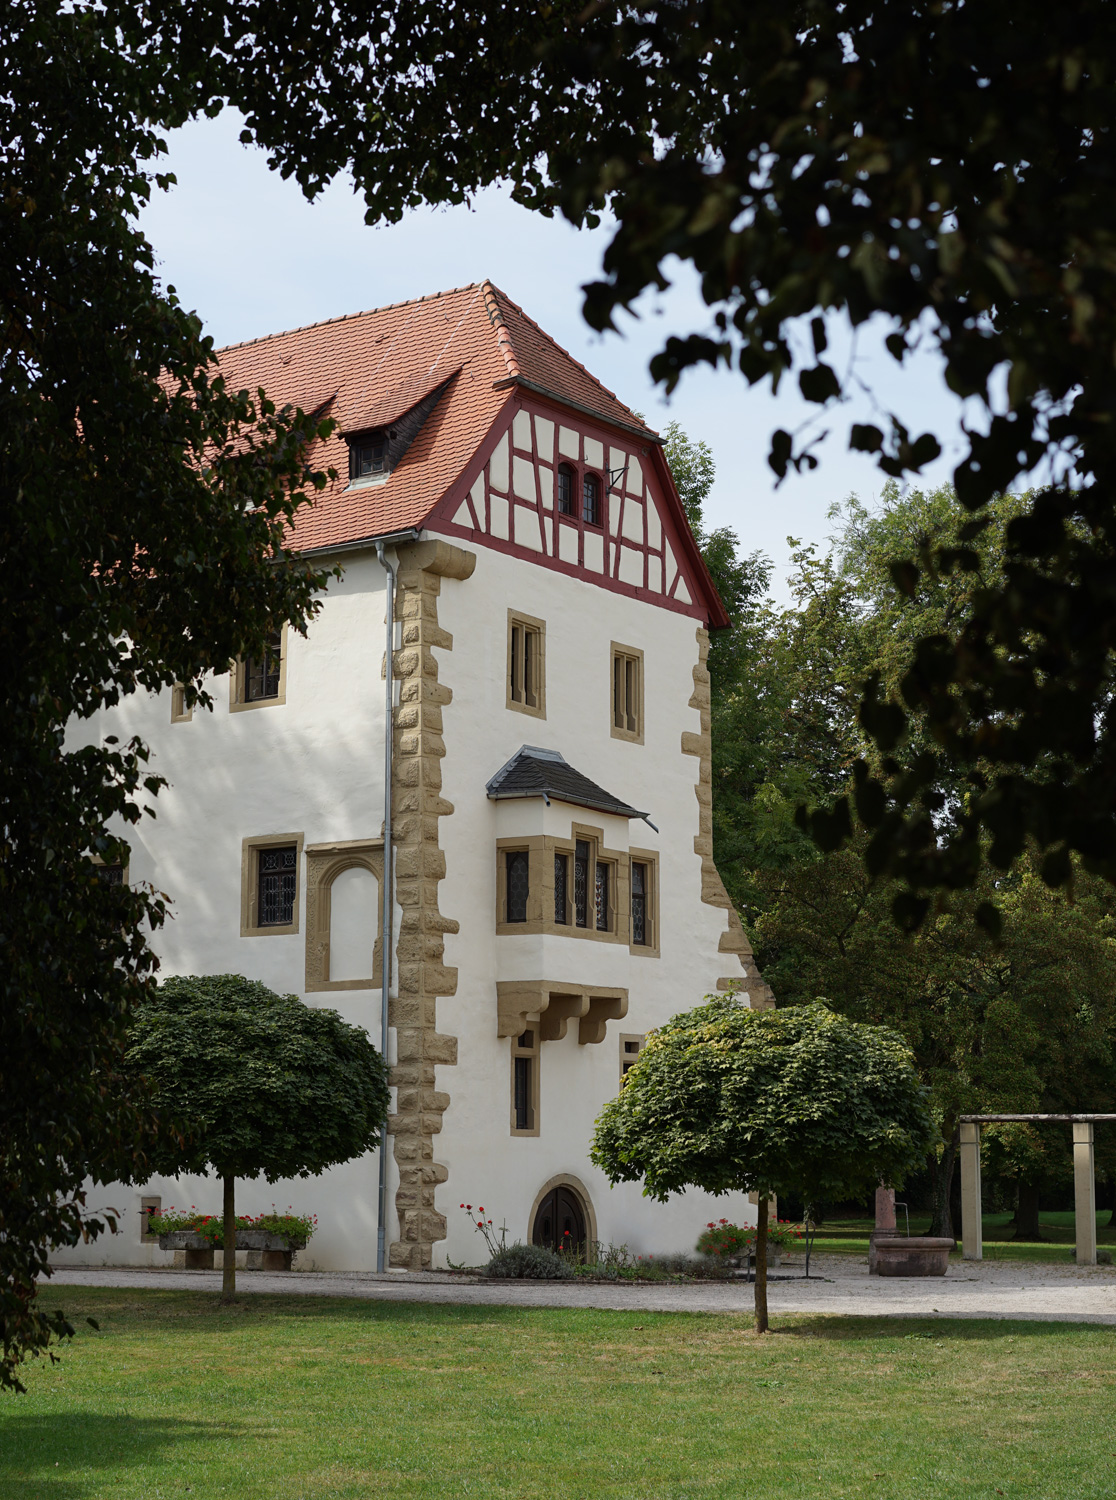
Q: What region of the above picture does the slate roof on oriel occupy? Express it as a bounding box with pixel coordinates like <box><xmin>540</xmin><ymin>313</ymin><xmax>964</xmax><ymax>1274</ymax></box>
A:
<box><xmin>213</xmin><ymin>281</ymin><xmax>659</xmax><ymax>555</ymax></box>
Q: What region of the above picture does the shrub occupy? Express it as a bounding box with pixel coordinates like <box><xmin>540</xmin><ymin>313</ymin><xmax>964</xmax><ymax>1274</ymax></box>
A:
<box><xmin>484</xmin><ymin>1243</ymin><xmax>570</xmax><ymax>1280</ymax></box>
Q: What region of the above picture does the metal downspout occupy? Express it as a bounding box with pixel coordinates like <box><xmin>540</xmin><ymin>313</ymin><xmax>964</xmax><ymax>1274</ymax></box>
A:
<box><xmin>374</xmin><ymin>540</ymin><xmax>395</xmax><ymax>1274</ymax></box>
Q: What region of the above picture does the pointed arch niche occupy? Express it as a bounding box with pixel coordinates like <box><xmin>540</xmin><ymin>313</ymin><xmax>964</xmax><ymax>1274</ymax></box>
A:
<box><xmin>304</xmin><ymin>838</ymin><xmax>384</xmax><ymax>992</ymax></box>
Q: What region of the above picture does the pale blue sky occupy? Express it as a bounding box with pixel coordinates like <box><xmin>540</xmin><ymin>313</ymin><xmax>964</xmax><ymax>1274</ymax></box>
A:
<box><xmin>140</xmin><ymin>112</ymin><xmax>973</xmax><ymax>598</ymax></box>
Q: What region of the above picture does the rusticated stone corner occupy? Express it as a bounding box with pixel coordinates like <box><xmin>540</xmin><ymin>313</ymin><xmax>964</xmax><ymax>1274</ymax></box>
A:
<box><xmin>387</xmin><ymin>539</ymin><xmax>474</xmax><ymax>1269</ymax></box>
<box><xmin>682</xmin><ymin>627</ymin><xmax>776</xmax><ymax>1010</ymax></box>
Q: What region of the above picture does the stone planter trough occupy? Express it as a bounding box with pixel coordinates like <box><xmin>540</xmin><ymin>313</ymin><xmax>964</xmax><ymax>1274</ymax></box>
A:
<box><xmin>158</xmin><ymin>1230</ymin><xmax>301</xmax><ymax>1271</ymax></box>
<box><xmin>874</xmin><ymin>1236</ymin><xmax>955</xmax><ymax>1277</ymax></box>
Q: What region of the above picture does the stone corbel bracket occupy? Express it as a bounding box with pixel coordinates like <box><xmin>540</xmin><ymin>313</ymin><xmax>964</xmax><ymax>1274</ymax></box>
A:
<box><xmin>497</xmin><ymin>982</ymin><xmax>628</xmax><ymax>1046</ymax></box>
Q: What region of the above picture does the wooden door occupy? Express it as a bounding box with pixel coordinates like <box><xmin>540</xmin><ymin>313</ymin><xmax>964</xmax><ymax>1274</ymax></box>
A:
<box><xmin>532</xmin><ymin>1185</ymin><xmax>586</xmax><ymax>1254</ymax></box>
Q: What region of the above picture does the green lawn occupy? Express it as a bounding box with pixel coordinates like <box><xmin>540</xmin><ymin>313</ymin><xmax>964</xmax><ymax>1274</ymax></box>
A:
<box><xmin>803</xmin><ymin>1210</ymin><xmax>1116</xmax><ymax>1262</ymax></box>
<box><xmin>2</xmin><ymin>1288</ymin><xmax>1115</xmax><ymax>1499</ymax></box>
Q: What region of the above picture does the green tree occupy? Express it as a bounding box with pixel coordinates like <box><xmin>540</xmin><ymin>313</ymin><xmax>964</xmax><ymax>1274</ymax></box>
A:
<box><xmin>126</xmin><ymin>976</ymin><xmax>390</xmax><ymax>1299</ymax></box>
<box><xmin>592</xmin><ymin>999</ymin><xmax>932</xmax><ymax>1332</ymax></box>
<box><xmin>1</xmin><ymin>4</ymin><xmax>337</xmax><ymax>1388</ymax></box>
<box><xmin>139</xmin><ymin>0</ymin><xmax>1116</xmax><ymax>904</ymax></box>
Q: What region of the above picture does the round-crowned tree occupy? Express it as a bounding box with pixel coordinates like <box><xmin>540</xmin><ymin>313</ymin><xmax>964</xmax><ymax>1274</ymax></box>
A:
<box><xmin>127</xmin><ymin>974</ymin><xmax>390</xmax><ymax>1299</ymax></box>
<box><xmin>591</xmin><ymin>998</ymin><xmax>934</xmax><ymax>1332</ymax></box>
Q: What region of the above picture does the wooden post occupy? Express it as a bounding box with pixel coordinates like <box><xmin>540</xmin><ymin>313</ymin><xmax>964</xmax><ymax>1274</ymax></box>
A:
<box><xmin>959</xmin><ymin>1121</ymin><xmax>982</xmax><ymax>1261</ymax></box>
<box><xmin>1073</xmin><ymin>1122</ymin><xmax>1097</xmax><ymax>1267</ymax></box>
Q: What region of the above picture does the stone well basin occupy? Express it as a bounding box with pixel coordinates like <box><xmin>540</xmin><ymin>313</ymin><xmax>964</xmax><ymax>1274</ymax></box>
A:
<box><xmin>874</xmin><ymin>1236</ymin><xmax>955</xmax><ymax>1277</ymax></box>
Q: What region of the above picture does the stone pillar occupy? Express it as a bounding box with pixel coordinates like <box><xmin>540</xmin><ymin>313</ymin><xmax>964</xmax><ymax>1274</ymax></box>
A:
<box><xmin>869</xmin><ymin>1185</ymin><xmax>897</xmax><ymax>1275</ymax></box>
<box><xmin>1073</xmin><ymin>1122</ymin><xmax>1097</xmax><ymax>1267</ymax></box>
<box><xmin>959</xmin><ymin>1121</ymin><xmax>982</xmax><ymax>1261</ymax></box>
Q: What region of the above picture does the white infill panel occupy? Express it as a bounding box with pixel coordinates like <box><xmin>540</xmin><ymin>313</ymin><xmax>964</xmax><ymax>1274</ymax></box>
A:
<box><xmin>513</xmin><ymin>456</ymin><xmax>538</xmax><ymax>503</ymax></box>
<box><xmin>451</xmin><ymin>500</ymin><xmax>472</xmax><ymax>527</ymax></box>
<box><xmin>489</xmin><ymin>432</ymin><xmax>510</xmax><ymax>493</ymax></box>
<box><xmin>515</xmin><ymin>506</ymin><xmax>544</xmax><ymax>553</ymax></box>
<box><xmin>675</xmin><ymin>575</ymin><xmax>692</xmax><ymax>604</ymax></box>
<box><xmin>663</xmin><ymin>540</ymin><xmax>677</xmax><ymax>590</ymax></box>
<box><xmin>489</xmin><ymin>492</ymin><xmax>509</xmax><ymax>540</ymax></box>
<box><xmin>647</xmin><ymin>497</ymin><xmax>662</xmax><ymax>550</ymax></box>
<box><xmin>647</xmin><ymin>554</ymin><xmax>663</xmax><ymax>593</ymax></box>
<box><xmin>558</xmin><ymin>524</ymin><xmax>579</xmax><ymax>565</ymax></box>
<box><xmin>609</xmin><ymin>494</ymin><xmax>622</xmax><ymax>532</ymax></box>
<box><xmin>513</xmin><ymin>409</ymin><xmax>532</xmax><ymax>450</ymax></box>
<box><xmin>558</xmin><ymin>425</ymin><xmax>579</xmax><ymax>460</ymax></box>
<box><xmin>621</xmin><ymin>499</ymin><xmax>644</xmax><ymax>544</ymax></box>
<box><xmin>619</xmin><ymin>546</ymin><xmax>644</xmax><ymax>588</ymax></box>
<box><xmin>584</xmin><ymin>436</ymin><xmax>604</xmax><ymax>469</ymax></box>
<box><xmin>534</xmin><ymin>416</ymin><xmax>555</xmax><ymax>462</ymax></box>
<box><xmin>626</xmin><ymin>455</ymin><xmax>643</xmax><ymax>492</ymax></box>
<box><xmin>470</xmin><ymin>476</ymin><xmax>485</xmax><ymax>520</ymax></box>
<box><xmin>584</xmin><ymin>531</ymin><xmax>605</xmax><ymax>572</ymax></box>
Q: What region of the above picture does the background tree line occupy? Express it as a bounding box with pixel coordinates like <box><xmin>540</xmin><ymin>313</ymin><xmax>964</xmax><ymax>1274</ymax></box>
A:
<box><xmin>666</xmin><ymin>424</ymin><xmax>1116</xmax><ymax>1238</ymax></box>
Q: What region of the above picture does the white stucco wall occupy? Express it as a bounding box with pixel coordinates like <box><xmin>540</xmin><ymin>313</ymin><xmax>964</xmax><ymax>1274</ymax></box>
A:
<box><xmin>433</xmin><ymin>539</ymin><xmax>754</xmax><ymax>1265</ymax></box>
<box><xmin>53</xmin><ymin>553</ymin><xmax>396</xmax><ymax>1272</ymax></box>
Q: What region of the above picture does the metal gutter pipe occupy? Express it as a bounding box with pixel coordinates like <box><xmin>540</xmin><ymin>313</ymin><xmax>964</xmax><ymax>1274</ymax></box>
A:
<box><xmin>374</xmin><ymin>538</ymin><xmax>398</xmax><ymax>1275</ymax></box>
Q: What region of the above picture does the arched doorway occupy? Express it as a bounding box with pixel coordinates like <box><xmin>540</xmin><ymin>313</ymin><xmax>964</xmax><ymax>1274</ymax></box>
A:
<box><xmin>531</xmin><ymin>1182</ymin><xmax>588</xmax><ymax>1255</ymax></box>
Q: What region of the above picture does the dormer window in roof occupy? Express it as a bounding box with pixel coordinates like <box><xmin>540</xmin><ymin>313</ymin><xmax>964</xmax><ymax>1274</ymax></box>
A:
<box><xmin>351</xmin><ymin>433</ymin><xmax>389</xmax><ymax>481</ymax></box>
<box><xmin>342</xmin><ymin>372</ymin><xmax>457</xmax><ymax>492</ymax></box>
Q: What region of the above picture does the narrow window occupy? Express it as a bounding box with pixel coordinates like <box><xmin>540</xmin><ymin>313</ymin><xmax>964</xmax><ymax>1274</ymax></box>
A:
<box><xmin>96</xmin><ymin>863</ymin><xmax>124</xmax><ymax>887</ymax></box>
<box><xmin>246</xmin><ymin>629</ymin><xmax>283</xmax><ymax>702</ymax></box>
<box><xmin>258</xmin><ymin>844</ymin><xmax>297</xmax><ymax>927</ymax></box>
<box><xmin>582</xmin><ymin>472</ymin><xmax>601</xmax><ymax>526</ymax></box>
<box><xmin>620</xmin><ymin>1034</ymin><xmax>646</xmax><ymax>1084</ymax></box>
<box><xmin>505</xmin><ymin>850</ymin><xmax>530</xmax><ymax>923</ymax></box>
<box><xmin>595</xmin><ymin>860</ymin><xmax>611</xmax><ymax>932</ymax></box>
<box><xmin>574</xmin><ymin>840</ymin><xmax>590</xmax><ymax>928</ymax></box>
<box><xmin>557</xmin><ymin>463</ymin><xmax>575</xmax><ymax>514</ymax></box>
<box><xmin>631</xmin><ymin>861</ymin><xmax>648</xmax><ymax>946</ymax></box>
<box><xmin>512</xmin><ymin>1029</ymin><xmax>538</xmax><ymax>1133</ymax></box>
<box><xmin>611</xmin><ymin>644</ymin><xmax>644</xmax><ymax>740</ymax></box>
<box><xmin>507</xmin><ymin>612</ymin><xmax>545</xmax><ymax>717</ymax></box>
<box><xmin>554</xmin><ymin>852</ymin><xmax>569</xmax><ymax>925</ymax></box>
<box><xmin>171</xmin><ymin>683</ymin><xmax>192</xmax><ymax>723</ymax></box>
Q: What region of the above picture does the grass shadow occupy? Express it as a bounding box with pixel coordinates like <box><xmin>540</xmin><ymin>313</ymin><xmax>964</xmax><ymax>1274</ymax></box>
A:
<box><xmin>776</xmin><ymin>1312</ymin><xmax>1116</xmax><ymax>1344</ymax></box>
<box><xmin>0</xmin><ymin>1412</ymin><xmax>251</xmax><ymax>1499</ymax></box>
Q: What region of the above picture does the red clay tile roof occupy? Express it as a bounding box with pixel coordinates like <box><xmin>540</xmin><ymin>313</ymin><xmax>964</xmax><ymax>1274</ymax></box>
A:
<box><xmin>212</xmin><ymin>282</ymin><xmax>658</xmax><ymax>554</ymax></box>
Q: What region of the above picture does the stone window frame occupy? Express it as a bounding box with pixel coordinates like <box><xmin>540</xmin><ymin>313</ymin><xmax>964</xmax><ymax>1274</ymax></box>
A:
<box><xmin>495</xmin><ymin>822</ymin><xmax>630</xmax><ymax>944</ymax></box>
<box><xmin>510</xmin><ymin>1026</ymin><xmax>540</xmax><ymax>1136</ymax></box>
<box><xmin>140</xmin><ymin>1194</ymin><xmax>161</xmax><ymax>1243</ymax></box>
<box><xmin>170</xmin><ymin>683</ymin><xmax>193</xmax><ymax>724</ymax></box>
<box><xmin>611</xmin><ymin>641</ymin><xmax>644</xmax><ymax>743</ymax></box>
<box><xmin>619</xmin><ymin>1033</ymin><xmax>646</xmax><ymax>1085</ymax></box>
<box><xmin>304</xmin><ymin>838</ymin><xmax>384</xmax><ymax>992</ymax></box>
<box><xmin>506</xmin><ymin>608</ymin><xmax>547</xmax><ymax>719</ymax></box>
<box><xmin>240</xmin><ymin>832</ymin><xmax>304</xmax><ymax>937</ymax></box>
<box><xmin>628</xmin><ymin>846</ymin><xmax>660</xmax><ymax>957</ymax></box>
<box><xmin>229</xmin><ymin>622</ymin><xmax>289</xmax><ymax>713</ymax></box>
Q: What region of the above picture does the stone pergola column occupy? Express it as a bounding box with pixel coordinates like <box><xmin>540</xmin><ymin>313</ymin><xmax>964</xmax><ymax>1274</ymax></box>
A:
<box><xmin>1073</xmin><ymin>1122</ymin><xmax>1097</xmax><ymax>1267</ymax></box>
<box><xmin>959</xmin><ymin>1121</ymin><xmax>982</xmax><ymax>1261</ymax></box>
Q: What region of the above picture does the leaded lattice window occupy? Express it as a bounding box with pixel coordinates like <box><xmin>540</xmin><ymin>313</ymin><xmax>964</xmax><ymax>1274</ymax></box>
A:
<box><xmin>506</xmin><ymin>850</ymin><xmax>530</xmax><ymax>923</ymax></box>
<box><xmin>582</xmin><ymin>472</ymin><xmax>601</xmax><ymax>526</ymax></box>
<box><xmin>631</xmin><ymin>861</ymin><xmax>647</xmax><ymax>945</ymax></box>
<box><xmin>557</xmin><ymin>463</ymin><xmax>574</xmax><ymax>514</ymax></box>
<box><xmin>351</xmin><ymin>434</ymin><xmax>387</xmax><ymax>478</ymax></box>
<box><xmin>96</xmin><ymin>863</ymin><xmax>124</xmax><ymax>886</ymax></box>
<box><xmin>574</xmin><ymin>840</ymin><xmax>590</xmax><ymax>928</ymax></box>
<box><xmin>554</xmin><ymin>852</ymin><xmax>569</xmax><ymax>924</ymax></box>
<box><xmin>245</xmin><ymin>630</ymin><xmax>282</xmax><ymax>701</ymax></box>
<box><xmin>595</xmin><ymin>859</ymin><xmax>610</xmax><ymax>931</ymax></box>
<box><xmin>258</xmin><ymin>844</ymin><xmax>297</xmax><ymax>926</ymax></box>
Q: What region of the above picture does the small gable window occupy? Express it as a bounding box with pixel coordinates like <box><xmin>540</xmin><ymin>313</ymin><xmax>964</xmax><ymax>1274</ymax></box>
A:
<box><xmin>582</xmin><ymin>472</ymin><xmax>601</xmax><ymax>527</ymax></box>
<box><xmin>557</xmin><ymin>463</ymin><xmax>575</xmax><ymax>515</ymax></box>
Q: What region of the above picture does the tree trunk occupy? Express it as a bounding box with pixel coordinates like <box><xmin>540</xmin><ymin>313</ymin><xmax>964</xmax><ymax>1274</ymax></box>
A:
<box><xmin>221</xmin><ymin>1173</ymin><xmax>237</xmax><ymax>1301</ymax></box>
<box><xmin>927</xmin><ymin>1141</ymin><xmax>958</xmax><ymax>1239</ymax></box>
<box><xmin>1013</xmin><ymin>1180</ymin><xmax>1043</xmax><ymax>1241</ymax></box>
<box><xmin>754</xmin><ymin>1195</ymin><xmax>770</xmax><ymax>1335</ymax></box>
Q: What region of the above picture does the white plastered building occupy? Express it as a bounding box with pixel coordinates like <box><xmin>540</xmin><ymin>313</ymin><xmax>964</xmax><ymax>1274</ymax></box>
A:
<box><xmin>54</xmin><ymin>282</ymin><xmax>774</xmax><ymax>1273</ymax></box>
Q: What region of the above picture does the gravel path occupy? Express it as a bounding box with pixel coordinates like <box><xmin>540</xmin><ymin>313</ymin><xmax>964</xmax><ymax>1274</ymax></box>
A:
<box><xmin>44</xmin><ymin>1254</ymin><xmax>1116</xmax><ymax>1324</ymax></box>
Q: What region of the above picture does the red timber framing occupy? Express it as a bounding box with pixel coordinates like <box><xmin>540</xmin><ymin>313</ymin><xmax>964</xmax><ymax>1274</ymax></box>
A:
<box><xmin>431</xmin><ymin>393</ymin><xmax>728</xmax><ymax>628</ymax></box>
